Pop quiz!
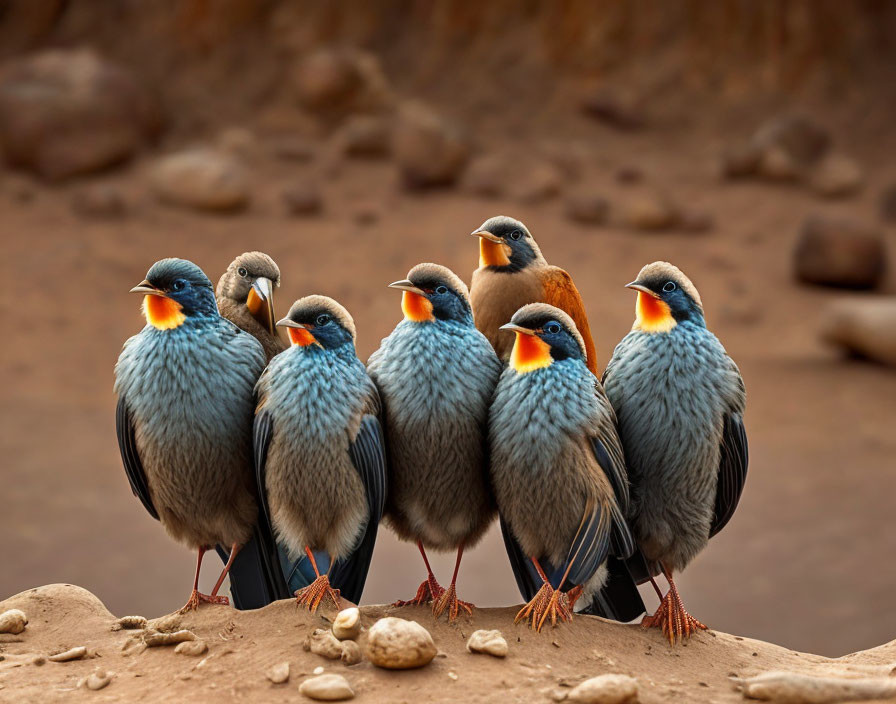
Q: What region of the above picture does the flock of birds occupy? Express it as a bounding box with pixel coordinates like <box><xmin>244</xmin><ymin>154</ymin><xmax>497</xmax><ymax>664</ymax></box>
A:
<box><xmin>113</xmin><ymin>215</ymin><xmax>748</xmax><ymax>645</ymax></box>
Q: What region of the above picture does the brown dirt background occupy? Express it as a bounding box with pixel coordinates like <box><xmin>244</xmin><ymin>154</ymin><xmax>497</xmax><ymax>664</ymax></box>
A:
<box><xmin>1</xmin><ymin>0</ymin><xmax>895</xmax><ymax>663</ymax></box>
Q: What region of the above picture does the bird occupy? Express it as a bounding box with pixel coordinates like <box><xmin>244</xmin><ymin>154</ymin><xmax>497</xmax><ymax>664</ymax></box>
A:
<box><xmin>216</xmin><ymin>251</ymin><xmax>287</xmax><ymax>362</ymax></box>
<box><xmin>602</xmin><ymin>261</ymin><xmax>748</xmax><ymax>644</ymax></box>
<box><xmin>469</xmin><ymin>215</ymin><xmax>599</xmax><ymax>375</ymax></box>
<box><xmin>254</xmin><ymin>295</ymin><xmax>387</xmax><ymax>613</ymax></box>
<box><xmin>114</xmin><ymin>258</ymin><xmax>268</xmax><ymax>612</ymax></box>
<box><xmin>489</xmin><ymin>303</ymin><xmax>636</xmax><ymax>631</ymax></box>
<box><xmin>367</xmin><ymin>263</ymin><xmax>501</xmax><ymax>621</ymax></box>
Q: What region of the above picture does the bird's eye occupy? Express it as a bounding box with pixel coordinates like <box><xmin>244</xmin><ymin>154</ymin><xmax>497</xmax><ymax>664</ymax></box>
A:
<box><xmin>315</xmin><ymin>314</ymin><xmax>331</xmax><ymax>326</ymax></box>
<box><xmin>509</xmin><ymin>229</ymin><xmax>523</xmax><ymax>241</ymax></box>
<box><xmin>662</xmin><ymin>281</ymin><xmax>677</xmax><ymax>293</ymax></box>
<box><xmin>435</xmin><ymin>285</ymin><xmax>448</xmax><ymax>295</ymax></box>
<box><xmin>171</xmin><ymin>279</ymin><xmax>186</xmax><ymax>291</ymax></box>
<box><xmin>237</xmin><ymin>267</ymin><xmax>248</xmax><ymax>278</ymax></box>
<box><xmin>544</xmin><ymin>322</ymin><xmax>562</xmax><ymax>335</ymax></box>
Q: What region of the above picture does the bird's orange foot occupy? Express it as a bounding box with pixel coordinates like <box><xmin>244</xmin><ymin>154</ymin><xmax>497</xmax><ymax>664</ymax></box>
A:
<box><xmin>393</xmin><ymin>574</ymin><xmax>444</xmax><ymax>608</ymax></box>
<box><xmin>432</xmin><ymin>582</ymin><xmax>474</xmax><ymax>622</ymax></box>
<box><xmin>295</xmin><ymin>575</ymin><xmax>341</xmax><ymax>614</ymax></box>
<box><xmin>565</xmin><ymin>585</ymin><xmax>584</xmax><ymax>610</ymax></box>
<box><xmin>641</xmin><ymin>587</ymin><xmax>706</xmax><ymax>645</ymax></box>
<box><xmin>179</xmin><ymin>589</ymin><xmax>229</xmax><ymax>613</ymax></box>
<box><xmin>515</xmin><ymin>583</ymin><xmax>573</xmax><ymax>632</ymax></box>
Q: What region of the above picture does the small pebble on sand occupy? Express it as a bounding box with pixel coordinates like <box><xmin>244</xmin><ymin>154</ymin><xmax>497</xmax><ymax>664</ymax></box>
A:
<box><xmin>49</xmin><ymin>646</ymin><xmax>87</xmax><ymax>662</ymax></box>
<box><xmin>299</xmin><ymin>673</ymin><xmax>355</xmax><ymax>701</ymax></box>
<box><xmin>266</xmin><ymin>661</ymin><xmax>290</xmax><ymax>684</ymax></box>
<box><xmin>0</xmin><ymin>610</ymin><xmax>28</xmax><ymax>635</ymax></box>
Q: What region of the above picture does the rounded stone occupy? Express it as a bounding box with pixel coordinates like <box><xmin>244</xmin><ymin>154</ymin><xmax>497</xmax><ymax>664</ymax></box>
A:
<box><xmin>364</xmin><ymin>617</ymin><xmax>437</xmax><ymax>670</ymax></box>
<box><xmin>299</xmin><ymin>673</ymin><xmax>354</xmax><ymax>701</ymax></box>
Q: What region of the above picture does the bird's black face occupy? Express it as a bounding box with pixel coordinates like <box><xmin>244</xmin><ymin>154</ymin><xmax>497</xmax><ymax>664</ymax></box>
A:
<box><xmin>131</xmin><ymin>259</ymin><xmax>218</xmax><ymax>329</ymax></box>
<box><xmin>501</xmin><ymin>312</ymin><xmax>584</xmax><ymax>373</ymax></box>
<box><xmin>472</xmin><ymin>217</ymin><xmax>538</xmax><ymax>272</ymax></box>
<box><xmin>278</xmin><ymin>305</ymin><xmax>354</xmax><ymax>351</ymax></box>
<box><xmin>627</xmin><ymin>274</ymin><xmax>703</xmax><ymax>328</ymax></box>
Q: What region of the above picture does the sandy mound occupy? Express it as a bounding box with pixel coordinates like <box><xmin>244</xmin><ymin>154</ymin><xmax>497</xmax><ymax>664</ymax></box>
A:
<box><xmin>1</xmin><ymin>585</ymin><xmax>894</xmax><ymax>703</ymax></box>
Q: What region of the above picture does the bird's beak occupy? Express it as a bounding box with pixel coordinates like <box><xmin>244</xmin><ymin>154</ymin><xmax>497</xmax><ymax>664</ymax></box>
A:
<box><xmin>388</xmin><ymin>279</ymin><xmax>427</xmax><ymax>296</ymax></box>
<box><xmin>248</xmin><ymin>277</ymin><xmax>276</xmax><ymax>335</ymax></box>
<box><xmin>471</xmin><ymin>229</ymin><xmax>504</xmax><ymax>244</ymax></box>
<box><xmin>276</xmin><ymin>317</ymin><xmax>306</xmax><ymax>329</ymax></box>
<box><xmin>625</xmin><ymin>281</ymin><xmax>660</xmax><ymax>298</ymax></box>
<box><xmin>499</xmin><ymin>322</ymin><xmax>537</xmax><ymax>336</ymax></box>
<box><xmin>130</xmin><ymin>280</ymin><xmax>166</xmax><ymax>297</ymax></box>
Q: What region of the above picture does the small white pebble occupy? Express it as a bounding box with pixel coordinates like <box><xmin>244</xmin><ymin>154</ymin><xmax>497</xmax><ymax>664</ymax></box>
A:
<box><xmin>448</xmin><ymin>671</ymin><xmax>458</xmax><ymax>681</ymax></box>
<box><xmin>0</xmin><ymin>610</ymin><xmax>28</xmax><ymax>635</ymax></box>
<box><xmin>466</xmin><ymin>630</ymin><xmax>508</xmax><ymax>658</ymax></box>
<box><xmin>174</xmin><ymin>640</ymin><xmax>208</xmax><ymax>656</ymax></box>
<box><xmin>332</xmin><ymin>607</ymin><xmax>362</xmax><ymax>641</ymax></box>
<box><xmin>85</xmin><ymin>670</ymin><xmax>112</xmax><ymax>691</ymax></box>
<box><xmin>299</xmin><ymin>673</ymin><xmax>354</xmax><ymax>701</ymax></box>
<box><xmin>313</xmin><ymin>666</ymin><xmax>325</xmax><ymax>675</ymax></box>
<box><xmin>266</xmin><ymin>661</ymin><xmax>290</xmax><ymax>684</ymax></box>
<box><xmin>49</xmin><ymin>646</ymin><xmax>87</xmax><ymax>662</ymax></box>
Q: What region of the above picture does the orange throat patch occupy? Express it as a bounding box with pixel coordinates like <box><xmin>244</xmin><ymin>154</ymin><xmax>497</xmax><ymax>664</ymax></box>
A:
<box><xmin>479</xmin><ymin>238</ymin><xmax>511</xmax><ymax>268</ymax></box>
<box><xmin>401</xmin><ymin>291</ymin><xmax>434</xmax><ymax>322</ymax></box>
<box><xmin>635</xmin><ymin>292</ymin><xmax>676</xmax><ymax>333</ymax></box>
<box><xmin>142</xmin><ymin>294</ymin><xmax>186</xmax><ymax>330</ymax></box>
<box><xmin>287</xmin><ymin>327</ymin><xmax>316</xmax><ymax>346</ymax></box>
<box><xmin>510</xmin><ymin>332</ymin><xmax>553</xmax><ymax>373</ymax></box>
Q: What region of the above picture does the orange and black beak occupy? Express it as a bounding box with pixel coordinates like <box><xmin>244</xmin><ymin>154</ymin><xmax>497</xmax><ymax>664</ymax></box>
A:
<box><xmin>277</xmin><ymin>317</ymin><xmax>316</xmax><ymax>346</ymax></box>
<box><xmin>471</xmin><ymin>229</ymin><xmax>503</xmax><ymax>244</ymax></box>
<box><xmin>247</xmin><ymin>277</ymin><xmax>276</xmax><ymax>335</ymax></box>
<box><xmin>499</xmin><ymin>322</ymin><xmax>537</xmax><ymax>336</ymax></box>
<box><xmin>129</xmin><ymin>279</ymin><xmax>166</xmax><ymax>297</ymax></box>
<box><xmin>625</xmin><ymin>280</ymin><xmax>659</xmax><ymax>298</ymax></box>
<box><xmin>387</xmin><ymin>279</ymin><xmax>427</xmax><ymax>296</ymax></box>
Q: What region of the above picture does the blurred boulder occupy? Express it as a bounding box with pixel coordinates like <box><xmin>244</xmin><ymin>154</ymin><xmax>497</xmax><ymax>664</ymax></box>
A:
<box><xmin>514</xmin><ymin>161</ymin><xmax>563</xmax><ymax>203</ymax></box>
<box><xmin>879</xmin><ymin>184</ymin><xmax>896</xmax><ymax>223</ymax></box>
<box><xmin>461</xmin><ymin>154</ymin><xmax>504</xmax><ymax>198</ymax></box>
<box><xmin>293</xmin><ymin>48</ymin><xmax>391</xmax><ymax>116</ymax></box>
<box><xmin>565</xmin><ymin>190</ymin><xmax>610</xmax><ymax>225</ymax></box>
<box><xmin>71</xmin><ymin>184</ymin><xmax>127</xmax><ymax>219</ymax></box>
<box><xmin>149</xmin><ymin>148</ymin><xmax>249</xmax><ymax>213</ymax></box>
<box><xmin>282</xmin><ymin>181</ymin><xmax>323</xmax><ymax>216</ymax></box>
<box><xmin>793</xmin><ymin>216</ymin><xmax>887</xmax><ymax>290</ymax></box>
<box><xmin>392</xmin><ymin>102</ymin><xmax>469</xmax><ymax>189</ymax></box>
<box><xmin>822</xmin><ymin>299</ymin><xmax>896</xmax><ymax>367</ymax></box>
<box><xmin>751</xmin><ymin>113</ymin><xmax>831</xmax><ymax>169</ymax></box>
<box><xmin>0</xmin><ymin>48</ymin><xmax>160</xmax><ymax>181</ymax></box>
<box><xmin>809</xmin><ymin>153</ymin><xmax>864</xmax><ymax>198</ymax></box>
<box><xmin>757</xmin><ymin>146</ymin><xmax>801</xmax><ymax>182</ymax></box>
<box><xmin>580</xmin><ymin>89</ymin><xmax>645</xmax><ymax>131</ymax></box>
<box><xmin>621</xmin><ymin>191</ymin><xmax>679</xmax><ymax>231</ymax></box>
<box><xmin>336</xmin><ymin>115</ymin><xmax>390</xmax><ymax>159</ymax></box>
<box><xmin>720</xmin><ymin>143</ymin><xmax>762</xmax><ymax>179</ymax></box>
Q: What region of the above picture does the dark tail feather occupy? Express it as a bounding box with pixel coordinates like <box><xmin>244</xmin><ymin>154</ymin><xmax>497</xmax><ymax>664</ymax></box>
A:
<box><xmin>328</xmin><ymin>522</ymin><xmax>380</xmax><ymax>605</ymax></box>
<box><xmin>218</xmin><ymin>514</ymin><xmax>290</xmax><ymax>610</ymax></box>
<box><xmin>500</xmin><ymin>516</ymin><xmax>542</xmax><ymax>601</ymax></box>
<box><xmin>579</xmin><ymin>557</ymin><xmax>646</xmax><ymax>623</ymax></box>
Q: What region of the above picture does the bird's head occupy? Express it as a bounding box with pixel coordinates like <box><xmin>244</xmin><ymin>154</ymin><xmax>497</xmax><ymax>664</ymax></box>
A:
<box><xmin>216</xmin><ymin>251</ymin><xmax>281</xmax><ymax>335</ymax></box>
<box><xmin>131</xmin><ymin>258</ymin><xmax>218</xmax><ymax>330</ymax></box>
<box><xmin>388</xmin><ymin>263</ymin><xmax>473</xmax><ymax>325</ymax></box>
<box><xmin>626</xmin><ymin>261</ymin><xmax>704</xmax><ymax>333</ymax></box>
<box><xmin>471</xmin><ymin>215</ymin><xmax>544</xmax><ymax>271</ymax></box>
<box><xmin>500</xmin><ymin>303</ymin><xmax>586</xmax><ymax>373</ymax></box>
<box><xmin>277</xmin><ymin>295</ymin><xmax>356</xmax><ymax>351</ymax></box>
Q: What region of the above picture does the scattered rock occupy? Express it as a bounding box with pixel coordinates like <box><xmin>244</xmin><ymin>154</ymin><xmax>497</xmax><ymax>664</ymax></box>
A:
<box><xmin>734</xmin><ymin>671</ymin><xmax>896</xmax><ymax>703</ymax></box>
<box><xmin>113</xmin><ymin>615</ymin><xmax>147</xmax><ymax>631</ymax></box>
<box><xmin>466</xmin><ymin>630</ymin><xmax>508</xmax><ymax>658</ymax></box>
<box><xmin>751</xmin><ymin>114</ymin><xmax>831</xmax><ymax>169</ymax></box>
<box><xmin>0</xmin><ymin>48</ymin><xmax>160</xmax><ymax>181</ymax></box>
<box><xmin>143</xmin><ymin>629</ymin><xmax>196</xmax><ymax>647</ymax></box>
<box><xmin>514</xmin><ymin>161</ymin><xmax>563</xmax><ymax>203</ymax></box>
<box><xmin>266</xmin><ymin>661</ymin><xmax>290</xmax><ymax>684</ymax></box>
<box><xmin>461</xmin><ymin>154</ymin><xmax>505</xmax><ymax>198</ymax></box>
<box><xmin>822</xmin><ymin>299</ymin><xmax>896</xmax><ymax>368</ymax></box>
<box><xmin>48</xmin><ymin>646</ymin><xmax>87</xmax><ymax>662</ymax></box>
<box><xmin>566</xmin><ymin>674</ymin><xmax>639</xmax><ymax>703</ymax></box>
<box><xmin>580</xmin><ymin>90</ymin><xmax>645</xmax><ymax>131</ymax></box>
<box><xmin>879</xmin><ymin>184</ymin><xmax>896</xmax><ymax>223</ymax></box>
<box><xmin>337</xmin><ymin>116</ymin><xmax>390</xmax><ymax>158</ymax></box>
<box><xmin>756</xmin><ymin>146</ymin><xmax>801</xmax><ymax>182</ymax></box>
<box><xmin>809</xmin><ymin>153</ymin><xmax>864</xmax><ymax>198</ymax></box>
<box><xmin>148</xmin><ymin>613</ymin><xmax>181</xmax><ymax>633</ymax></box>
<box><xmin>332</xmin><ymin>607</ymin><xmax>361</xmax><ymax>641</ymax></box>
<box><xmin>282</xmin><ymin>182</ymin><xmax>323</xmax><ymax>216</ymax></box>
<box><xmin>84</xmin><ymin>670</ymin><xmax>111</xmax><ymax>691</ymax></box>
<box><xmin>0</xmin><ymin>609</ymin><xmax>28</xmax><ymax>635</ymax></box>
<box><xmin>299</xmin><ymin>673</ymin><xmax>355</xmax><ymax>701</ymax></box>
<box><xmin>565</xmin><ymin>191</ymin><xmax>610</xmax><ymax>225</ymax></box>
<box><xmin>293</xmin><ymin>48</ymin><xmax>391</xmax><ymax>116</ymax></box>
<box><xmin>340</xmin><ymin>640</ymin><xmax>362</xmax><ymax>666</ymax></box>
<box><xmin>31</xmin><ymin>655</ymin><xmax>46</xmax><ymax>666</ymax></box>
<box><xmin>304</xmin><ymin>628</ymin><xmax>344</xmax><ymax>660</ymax></box>
<box><xmin>71</xmin><ymin>184</ymin><xmax>127</xmax><ymax>219</ymax></box>
<box><xmin>621</xmin><ymin>191</ymin><xmax>679</xmax><ymax>231</ymax></box>
<box><xmin>149</xmin><ymin>148</ymin><xmax>250</xmax><ymax>213</ymax></box>
<box><xmin>365</xmin><ymin>617</ymin><xmax>437</xmax><ymax>670</ymax></box>
<box><xmin>174</xmin><ymin>640</ymin><xmax>208</xmax><ymax>656</ymax></box>
<box><xmin>312</xmin><ymin>666</ymin><xmax>325</xmax><ymax>675</ymax></box>
<box><xmin>720</xmin><ymin>142</ymin><xmax>762</xmax><ymax>180</ymax></box>
<box><xmin>392</xmin><ymin>101</ymin><xmax>469</xmax><ymax>189</ymax></box>
<box><xmin>793</xmin><ymin>216</ymin><xmax>887</xmax><ymax>290</ymax></box>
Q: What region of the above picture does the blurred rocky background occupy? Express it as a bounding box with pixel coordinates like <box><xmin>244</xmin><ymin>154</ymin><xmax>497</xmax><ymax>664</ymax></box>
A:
<box><xmin>1</xmin><ymin>0</ymin><xmax>894</xmax><ymax>657</ymax></box>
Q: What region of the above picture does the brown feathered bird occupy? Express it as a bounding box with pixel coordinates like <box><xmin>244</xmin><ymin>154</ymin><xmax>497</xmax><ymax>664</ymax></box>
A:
<box><xmin>469</xmin><ymin>216</ymin><xmax>599</xmax><ymax>375</ymax></box>
<box><xmin>217</xmin><ymin>252</ymin><xmax>287</xmax><ymax>362</ymax></box>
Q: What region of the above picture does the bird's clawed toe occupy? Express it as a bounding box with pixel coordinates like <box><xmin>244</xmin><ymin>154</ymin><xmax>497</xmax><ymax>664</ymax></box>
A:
<box><xmin>432</xmin><ymin>583</ymin><xmax>474</xmax><ymax>622</ymax></box>
<box><xmin>179</xmin><ymin>589</ymin><xmax>229</xmax><ymax>613</ymax></box>
<box><xmin>393</xmin><ymin>575</ymin><xmax>444</xmax><ymax>608</ymax></box>
<box><xmin>641</xmin><ymin>587</ymin><xmax>706</xmax><ymax>645</ymax></box>
<box><xmin>515</xmin><ymin>583</ymin><xmax>573</xmax><ymax>632</ymax></box>
<box><xmin>295</xmin><ymin>575</ymin><xmax>341</xmax><ymax>614</ymax></box>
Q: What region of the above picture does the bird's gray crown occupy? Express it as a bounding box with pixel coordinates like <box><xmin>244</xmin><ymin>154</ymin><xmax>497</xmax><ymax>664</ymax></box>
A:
<box><xmin>284</xmin><ymin>295</ymin><xmax>356</xmax><ymax>341</ymax></box>
<box><xmin>407</xmin><ymin>262</ymin><xmax>470</xmax><ymax>302</ymax></box>
<box><xmin>634</xmin><ymin>261</ymin><xmax>703</xmax><ymax>311</ymax></box>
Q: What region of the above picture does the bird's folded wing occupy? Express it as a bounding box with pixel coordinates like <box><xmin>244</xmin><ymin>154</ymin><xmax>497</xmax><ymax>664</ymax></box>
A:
<box><xmin>709</xmin><ymin>411</ymin><xmax>749</xmax><ymax>538</ymax></box>
<box><xmin>500</xmin><ymin>515</ymin><xmax>541</xmax><ymax>601</ymax></box>
<box><xmin>563</xmin><ymin>497</ymin><xmax>613</xmax><ymax>588</ymax></box>
<box><xmin>115</xmin><ymin>395</ymin><xmax>159</xmax><ymax>521</ymax></box>
<box><xmin>541</xmin><ymin>267</ymin><xmax>599</xmax><ymax>375</ymax></box>
<box><xmin>589</xmin><ymin>435</ymin><xmax>636</xmax><ymax>559</ymax></box>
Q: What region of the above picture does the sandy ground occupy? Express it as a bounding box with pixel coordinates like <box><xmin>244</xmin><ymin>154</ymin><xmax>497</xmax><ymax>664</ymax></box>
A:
<box><xmin>2</xmin><ymin>584</ymin><xmax>896</xmax><ymax>704</ymax></box>
<box><xmin>1</xmin><ymin>105</ymin><xmax>895</xmax><ymax>661</ymax></box>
